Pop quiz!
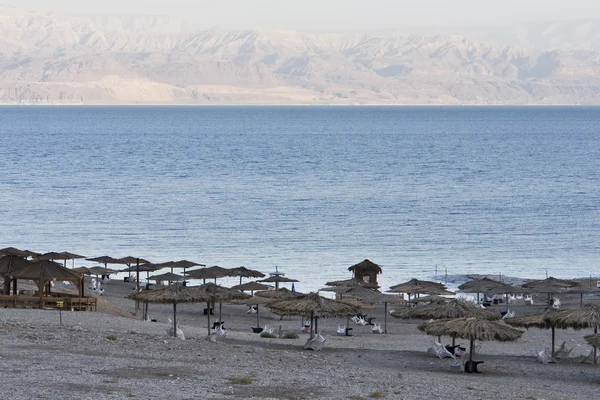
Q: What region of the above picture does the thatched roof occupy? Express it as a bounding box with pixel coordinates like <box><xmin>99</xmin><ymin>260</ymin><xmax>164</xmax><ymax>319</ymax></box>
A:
<box><xmin>170</xmin><ymin>260</ymin><xmax>205</xmax><ymax>269</ymax></box>
<box><xmin>418</xmin><ymin>317</ymin><xmax>523</xmax><ymax>342</ymax></box>
<box><xmin>86</xmin><ymin>256</ymin><xmax>121</xmax><ymax>264</ymax></box>
<box><xmin>458</xmin><ymin>277</ymin><xmax>512</xmax><ymax>293</ymax></box>
<box><xmin>10</xmin><ymin>260</ymin><xmax>83</xmax><ymax>281</ymax></box>
<box><xmin>128</xmin><ymin>284</ymin><xmax>209</xmax><ymax>304</ymax></box>
<box><xmin>521</xmin><ymin>277</ymin><xmax>581</xmax><ymax>293</ymax></box>
<box><xmin>391</xmin><ymin>300</ymin><xmax>500</xmax><ymax>320</ymax></box>
<box><xmin>411</xmin><ymin>295</ymin><xmax>451</xmax><ymax>304</ymax></box>
<box><xmin>550</xmin><ymin>304</ymin><xmax>600</xmax><ymax>330</ymax></box>
<box><xmin>325</xmin><ymin>278</ymin><xmax>379</xmax><ymax>289</ymax></box>
<box><xmin>88</xmin><ymin>266</ymin><xmax>119</xmax><ymax>275</ymax></box>
<box><xmin>585</xmin><ymin>333</ymin><xmax>600</xmax><ymax>348</ymax></box>
<box><xmin>185</xmin><ymin>283</ymin><xmax>251</xmax><ymax>302</ymax></box>
<box><xmin>230</xmin><ymin>281</ymin><xmax>272</xmax><ymax>291</ymax></box>
<box><xmin>0</xmin><ymin>255</ymin><xmax>30</xmax><ymax>276</ymax></box>
<box><xmin>148</xmin><ymin>272</ymin><xmax>186</xmax><ymax>282</ymax></box>
<box><xmin>39</xmin><ymin>251</ymin><xmax>85</xmax><ymax>260</ymax></box>
<box><xmin>229</xmin><ymin>266</ymin><xmax>265</xmax><ymax>279</ymax></box>
<box><xmin>504</xmin><ymin>311</ymin><xmax>560</xmax><ymax>329</ymax></box>
<box><xmin>267</xmin><ymin>292</ymin><xmax>361</xmax><ymax>318</ymax></box>
<box><xmin>342</xmin><ymin>286</ymin><xmax>405</xmax><ymax>304</ymax></box>
<box><xmin>348</xmin><ymin>259</ymin><xmax>382</xmax><ymax>275</ymax></box>
<box><xmin>338</xmin><ymin>297</ymin><xmax>377</xmax><ymax>310</ymax></box>
<box><xmin>255</xmin><ymin>287</ymin><xmax>302</xmax><ymax>299</ymax></box>
<box><xmin>121</xmin><ymin>263</ymin><xmax>164</xmax><ymax>272</ymax></box>
<box><xmin>390</xmin><ymin>278</ymin><xmax>446</xmax><ymax>292</ymax></box>
<box><xmin>114</xmin><ymin>256</ymin><xmax>150</xmax><ymax>265</ymax></box>
<box><xmin>259</xmin><ymin>275</ymin><xmax>299</xmax><ymax>283</ymax></box>
<box><xmin>0</xmin><ymin>247</ymin><xmax>30</xmax><ymax>257</ymax></box>
<box><xmin>185</xmin><ymin>266</ymin><xmax>231</xmax><ymax>280</ymax></box>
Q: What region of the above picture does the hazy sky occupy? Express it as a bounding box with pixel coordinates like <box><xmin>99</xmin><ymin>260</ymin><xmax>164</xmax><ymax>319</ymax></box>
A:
<box><xmin>3</xmin><ymin>0</ymin><xmax>598</xmax><ymax>30</ymax></box>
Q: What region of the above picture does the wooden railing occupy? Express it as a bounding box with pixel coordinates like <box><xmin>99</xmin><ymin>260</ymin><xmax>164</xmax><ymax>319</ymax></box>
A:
<box><xmin>0</xmin><ymin>295</ymin><xmax>97</xmax><ymax>311</ymax></box>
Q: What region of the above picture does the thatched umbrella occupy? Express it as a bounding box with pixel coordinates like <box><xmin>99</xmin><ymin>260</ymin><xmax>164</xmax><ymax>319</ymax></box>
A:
<box><xmin>0</xmin><ymin>247</ymin><xmax>31</xmax><ymax>257</ymax></box>
<box><xmin>168</xmin><ymin>260</ymin><xmax>204</xmax><ymax>274</ymax></box>
<box><xmin>230</xmin><ymin>281</ymin><xmax>272</xmax><ymax>293</ymax></box>
<box><xmin>551</xmin><ymin>304</ymin><xmax>600</xmax><ymax>363</ymax></box>
<box><xmin>418</xmin><ymin>317</ymin><xmax>524</xmax><ymax>363</ymax></box>
<box><xmin>457</xmin><ymin>277</ymin><xmax>515</xmax><ymax>305</ymax></box>
<box><xmin>229</xmin><ymin>266</ymin><xmax>265</xmax><ymax>286</ymax></box>
<box><xmin>186</xmin><ymin>283</ymin><xmax>251</xmax><ymax>336</ymax></box>
<box><xmin>255</xmin><ymin>287</ymin><xmax>302</xmax><ymax>299</ymax></box>
<box><xmin>505</xmin><ymin>310</ymin><xmax>561</xmax><ymax>357</ymax></box>
<box><xmin>186</xmin><ymin>266</ymin><xmax>232</xmax><ymax>283</ymax></box>
<box><xmin>129</xmin><ymin>284</ymin><xmax>210</xmax><ymax>337</ymax></box>
<box><xmin>0</xmin><ymin>255</ymin><xmax>30</xmax><ymax>294</ymax></box>
<box><xmin>267</xmin><ymin>292</ymin><xmax>361</xmax><ymax>339</ymax></box>
<box><xmin>114</xmin><ymin>256</ymin><xmax>150</xmax><ymax>284</ymax></box>
<box><xmin>39</xmin><ymin>251</ymin><xmax>86</xmax><ymax>268</ymax></box>
<box><xmin>389</xmin><ymin>279</ymin><xmax>449</xmax><ymax>304</ymax></box>
<box><xmin>340</xmin><ymin>286</ymin><xmax>405</xmax><ymax>333</ymax></box>
<box><xmin>325</xmin><ymin>278</ymin><xmax>379</xmax><ymax>289</ymax></box>
<box><xmin>86</xmin><ymin>256</ymin><xmax>121</xmax><ymax>276</ymax></box>
<box><xmin>393</xmin><ymin>300</ymin><xmax>500</xmax><ymax>345</ymax></box>
<box><xmin>522</xmin><ymin>277</ymin><xmax>581</xmax><ymax>305</ymax></box>
<box><xmin>411</xmin><ymin>295</ymin><xmax>451</xmax><ymax>304</ymax></box>
<box><xmin>72</xmin><ymin>266</ymin><xmax>92</xmax><ymax>275</ymax></box>
<box><xmin>258</xmin><ymin>275</ymin><xmax>299</xmax><ymax>290</ymax></box>
<box><xmin>585</xmin><ymin>333</ymin><xmax>600</xmax><ymax>348</ymax></box>
<box><xmin>148</xmin><ymin>272</ymin><xmax>186</xmax><ymax>284</ymax></box>
<box><xmin>566</xmin><ymin>287</ymin><xmax>600</xmax><ymax>307</ymax></box>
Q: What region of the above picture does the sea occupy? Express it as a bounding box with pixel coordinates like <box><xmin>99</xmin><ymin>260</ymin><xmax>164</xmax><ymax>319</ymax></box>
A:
<box><xmin>1</xmin><ymin>106</ymin><xmax>599</xmax><ymax>293</ymax></box>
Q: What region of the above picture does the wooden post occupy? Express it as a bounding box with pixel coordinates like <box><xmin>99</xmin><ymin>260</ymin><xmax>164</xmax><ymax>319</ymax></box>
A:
<box><xmin>135</xmin><ymin>258</ymin><xmax>140</xmax><ymax>315</ymax></box>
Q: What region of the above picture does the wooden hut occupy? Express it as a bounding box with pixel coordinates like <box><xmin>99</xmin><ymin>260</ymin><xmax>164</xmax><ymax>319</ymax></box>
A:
<box><xmin>348</xmin><ymin>259</ymin><xmax>382</xmax><ymax>286</ymax></box>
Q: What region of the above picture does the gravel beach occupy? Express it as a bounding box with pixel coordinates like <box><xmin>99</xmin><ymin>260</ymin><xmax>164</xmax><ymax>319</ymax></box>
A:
<box><xmin>2</xmin><ymin>280</ymin><xmax>600</xmax><ymax>400</ymax></box>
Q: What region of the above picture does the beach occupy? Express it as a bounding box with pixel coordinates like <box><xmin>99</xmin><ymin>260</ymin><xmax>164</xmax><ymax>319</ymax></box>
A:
<box><xmin>2</xmin><ymin>280</ymin><xmax>600</xmax><ymax>400</ymax></box>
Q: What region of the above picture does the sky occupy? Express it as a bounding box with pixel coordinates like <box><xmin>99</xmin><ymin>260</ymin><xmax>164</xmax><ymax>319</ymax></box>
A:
<box><xmin>2</xmin><ymin>0</ymin><xmax>599</xmax><ymax>31</ymax></box>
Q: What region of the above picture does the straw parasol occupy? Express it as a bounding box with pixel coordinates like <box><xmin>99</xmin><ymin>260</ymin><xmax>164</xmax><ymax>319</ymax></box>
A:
<box><xmin>389</xmin><ymin>279</ymin><xmax>449</xmax><ymax>304</ymax></box>
<box><xmin>411</xmin><ymin>295</ymin><xmax>451</xmax><ymax>304</ymax></box>
<box><xmin>267</xmin><ymin>292</ymin><xmax>361</xmax><ymax>339</ymax></box>
<box><xmin>522</xmin><ymin>277</ymin><xmax>581</xmax><ymax>294</ymax></box>
<box><xmin>228</xmin><ymin>266</ymin><xmax>265</xmax><ymax>286</ymax></box>
<box><xmin>505</xmin><ymin>310</ymin><xmax>561</xmax><ymax>357</ymax></box>
<box><xmin>340</xmin><ymin>286</ymin><xmax>405</xmax><ymax>333</ymax></box>
<box><xmin>258</xmin><ymin>275</ymin><xmax>299</xmax><ymax>290</ymax></box>
<box><xmin>391</xmin><ymin>300</ymin><xmax>500</xmax><ymax>321</ymax></box>
<box><xmin>0</xmin><ymin>247</ymin><xmax>31</xmax><ymax>257</ymax></box>
<box><xmin>185</xmin><ymin>283</ymin><xmax>251</xmax><ymax>336</ymax></box>
<box><xmin>585</xmin><ymin>333</ymin><xmax>600</xmax><ymax>348</ymax></box>
<box><xmin>129</xmin><ymin>284</ymin><xmax>210</xmax><ymax>337</ymax></box>
<box><xmin>325</xmin><ymin>278</ymin><xmax>379</xmax><ymax>289</ymax></box>
<box><xmin>39</xmin><ymin>251</ymin><xmax>86</xmax><ymax>268</ymax></box>
<box><xmin>167</xmin><ymin>260</ymin><xmax>205</xmax><ymax>274</ymax></box>
<box><xmin>186</xmin><ymin>266</ymin><xmax>232</xmax><ymax>283</ymax></box>
<box><xmin>72</xmin><ymin>266</ymin><xmax>92</xmax><ymax>275</ymax></box>
<box><xmin>230</xmin><ymin>281</ymin><xmax>272</xmax><ymax>293</ymax></box>
<box><xmin>550</xmin><ymin>304</ymin><xmax>600</xmax><ymax>363</ymax></box>
<box><xmin>148</xmin><ymin>272</ymin><xmax>186</xmax><ymax>284</ymax></box>
<box><xmin>418</xmin><ymin>317</ymin><xmax>524</xmax><ymax>363</ymax></box>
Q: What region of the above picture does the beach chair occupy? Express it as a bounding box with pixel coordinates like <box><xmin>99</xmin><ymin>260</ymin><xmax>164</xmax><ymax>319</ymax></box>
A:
<box><xmin>534</xmin><ymin>347</ymin><xmax>556</xmax><ymax>364</ymax></box>
<box><xmin>246</xmin><ymin>306</ymin><xmax>257</xmax><ymax>314</ymax></box>
<box><xmin>263</xmin><ymin>325</ymin><xmax>274</xmax><ymax>334</ymax></box>
<box><xmin>357</xmin><ymin>317</ymin><xmax>367</xmax><ymax>326</ymax></box>
<box><xmin>371</xmin><ymin>323</ymin><xmax>382</xmax><ymax>334</ymax></box>
<box><xmin>554</xmin><ymin>341</ymin><xmax>573</xmax><ymax>359</ymax></box>
<box><xmin>166</xmin><ymin>318</ymin><xmax>185</xmax><ymax>339</ymax></box>
<box><xmin>427</xmin><ymin>342</ymin><xmax>455</xmax><ymax>359</ymax></box>
<box><xmin>351</xmin><ymin>315</ymin><xmax>360</xmax><ymax>324</ymax></box>
<box><xmin>524</xmin><ymin>295</ymin><xmax>534</xmax><ymax>305</ymax></box>
<box><xmin>502</xmin><ymin>310</ymin><xmax>516</xmax><ymax>319</ymax></box>
<box><xmin>214</xmin><ymin>326</ymin><xmax>228</xmax><ymax>341</ymax></box>
<box><xmin>304</xmin><ymin>333</ymin><xmax>327</xmax><ymax>351</ymax></box>
<box><xmin>580</xmin><ymin>349</ymin><xmax>600</xmax><ymax>364</ymax></box>
<box><xmin>337</xmin><ymin>325</ymin><xmax>346</xmax><ymax>336</ymax></box>
<box><xmin>552</xmin><ymin>298</ymin><xmax>561</xmax><ymax>309</ymax></box>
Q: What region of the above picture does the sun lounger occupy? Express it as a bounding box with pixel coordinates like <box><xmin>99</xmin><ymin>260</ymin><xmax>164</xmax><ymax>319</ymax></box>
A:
<box><xmin>371</xmin><ymin>323</ymin><xmax>382</xmax><ymax>334</ymax></box>
<box><xmin>427</xmin><ymin>342</ymin><xmax>455</xmax><ymax>359</ymax></box>
<box><xmin>502</xmin><ymin>310</ymin><xmax>516</xmax><ymax>319</ymax></box>
<box><xmin>554</xmin><ymin>341</ymin><xmax>573</xmax><ymax>359</ymax></box>
<box><xmin>534</xmin><ymin>347</ymin><xmax>556</xmax><ymax>364</ymax></box>
<box><xmin>214</xmin><ymin>326</ymin><xmax>228</xmax><ymax>341</ymax></box>
<box><xmin>304</xmin><ymin>333</ymin><xmax>327</xmax><ymax>351</ymax></box>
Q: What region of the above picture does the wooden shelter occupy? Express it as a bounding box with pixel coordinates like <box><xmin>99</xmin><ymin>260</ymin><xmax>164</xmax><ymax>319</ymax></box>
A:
<box><xmin>348</xmin><ymin>259</ymin><xmax>382</xmax><ymax>286</ymax></box>
<box><xmin>0</xmin><ymin>255</ymin><xmax>30</xmax><ymax>294</ymax></box>
<box><xmin>1</xmin><ymin>260</ymin><xmax>96</xmax><ymax>310</ymax></box>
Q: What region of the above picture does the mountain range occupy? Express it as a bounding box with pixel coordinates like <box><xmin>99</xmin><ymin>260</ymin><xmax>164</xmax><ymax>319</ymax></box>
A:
<box><xmin>1</xmin><ymin>6</ymin><xmax>600</xmax><ymax>105</ymax></box>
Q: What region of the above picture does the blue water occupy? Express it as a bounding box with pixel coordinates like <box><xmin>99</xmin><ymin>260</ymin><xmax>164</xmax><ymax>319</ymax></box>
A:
<box><xmin>1</xmin><ymin>106</ymin><xmax>599</xmax><ymax>292</ymax></box>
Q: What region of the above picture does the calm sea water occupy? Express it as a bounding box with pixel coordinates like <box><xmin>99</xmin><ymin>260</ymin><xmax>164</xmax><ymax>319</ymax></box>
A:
<box><xmin>1</xmin><ymin>106</ymin><xmax>599</xmax><ymax>292</ymax></box>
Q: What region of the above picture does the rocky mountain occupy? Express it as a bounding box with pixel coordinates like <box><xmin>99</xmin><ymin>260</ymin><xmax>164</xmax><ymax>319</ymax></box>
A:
<box><xmin>1</xmin><ymin>6</ymin><xmax>600</xmax><ymax>105</ymax></box>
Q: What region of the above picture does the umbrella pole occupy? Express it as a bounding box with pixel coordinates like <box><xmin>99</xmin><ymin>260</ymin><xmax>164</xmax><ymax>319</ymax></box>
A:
<box><xmin>315</xmin><ymin>317</ymin><xmax>318</xmax><ymax>335</ymax></box>
<box><xmin>551</xmin><ymin>326</ymin><xmax>555</xmax><ymax>358</ymax></box>
<box><xmin>581</xmin><ymin>293</ymin><xmax>583</xmax><ymax>308</ymax></box>
<box><xmin>219</xmin><ymin>301</ymin><xmax>222</xmax><ymax>323</ymax></box>
<box><xmin>505</xmin><ymin>294</ymin><xmax>509</xmax><ymax>312</ymax></box>
<box><xmin>310</xmin><ymin>311</ymin><xmax>314</xmax><ymax>339</ymax></box>
<box><xmin>206</xmin><ymin>301</ymin><xmax>211</xmax><ymax>337</ymax></box>
<box><xmin>384</xmin><ymin>302</ymin><xmax>388</xmax><ymax>334</ymax></box>
<box><xmin>135</xmin><ymin>259</ymin><xmax>140</xmax><ymax>315</ymax></box>
<box><xmin>256</xmin><ymin>304</ymin><xmax>260</xmax><ymax>327</ymax></box>
<box><xmin>469</xmin><ymin>339</ymin><xmax>474</xmax><ymax>362</ymax></box>
<box><xmin>452</xmin><ymin>335</ymin><xmax>456</xmax><ymax>347</ymax></box>
<box><xmin>173</xmin><ymin>303</ymin><xmax>177</xmax><ymax>338</ymax></box>
<box><xmin>595</xmin><ymin>326</ymin><xmax>598</xmax><ymax>365</ymax></box>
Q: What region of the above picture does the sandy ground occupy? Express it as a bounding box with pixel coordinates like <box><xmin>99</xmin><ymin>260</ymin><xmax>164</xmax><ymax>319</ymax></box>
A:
<box><xmin>2</xmin><ymin>279</ymin><xmax>600</xmax><ymax>399</ymax></box>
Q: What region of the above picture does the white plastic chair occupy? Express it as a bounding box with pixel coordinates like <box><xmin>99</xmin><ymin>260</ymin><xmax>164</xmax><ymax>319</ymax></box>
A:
<box><xmin>554</xmin><ymin>341</ymin><xmax>573</xmax><ymax>359</ymax></box>
<box><xmin>371</xmin><ymin>323</ymin><xmax>382</xmax><ymax>334</ymax></box>
<box><xmin>357</xmin><ymin>317</ymin><xmax>367</xmax><ymax>326</ymax></box>
<box><xmin>552</xmin><ymin>298</ymin><xmax>561</xmax><ymax>309</ymax></box>
<box><xmin>502</xmin><ymin>310</ymin><xmax>516</xmax><ymax>319</ymax></box>
<box><xmin>337</xmin><ymin>325</ymin><xmax>346</xmax><ymax>335</ymax></box>
<box><xmin>427</xmin><ymin>342</ymin><xmax>455</xmax><ymax>359</ymax></box>
<box><xmin>534</xmin><ymin>347</ymin><xmax>556</xmax><ymax>364</ymax></box>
